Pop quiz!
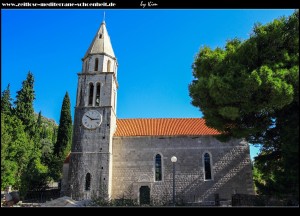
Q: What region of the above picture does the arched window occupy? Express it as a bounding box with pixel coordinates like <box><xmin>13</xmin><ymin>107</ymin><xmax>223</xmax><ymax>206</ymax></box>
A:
<box><xmin>95</xmin><ymin>83</ymin><xmax>101</xmax><ymax>106</ymax></box>
<box><xmin>85</xmin><ymin>173</ymin><xmax>91</xmax><ymax>191</ymax></box>
<box><xmin>204</xmin><ymin>153</ymin><xmax>212</xmax><ymax>180</ymax></box>
<box><xmin>155</xmin><ymin>154</ymin><xmax>162</xmax><ymax>181</ymax></box>
<box><xmin>88</xmin><ymin>83</ymin><xmax>94</xmax><ymax>106</ymax></box>
<box><xmin>94</xmin><ymin>58</ymin><xmax>99</xmax><ymax>71</ymax></box>
<box><xmin>107</xmin><ymin>60</ymin><xmax>111</xmax><ymax>72</ymax></box>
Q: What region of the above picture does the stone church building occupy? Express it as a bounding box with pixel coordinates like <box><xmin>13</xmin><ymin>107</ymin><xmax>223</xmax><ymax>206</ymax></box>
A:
<box><xmin>62</xmin><ymin>20</ymin><xmax>254</xmax><ymax>205</ymax></box>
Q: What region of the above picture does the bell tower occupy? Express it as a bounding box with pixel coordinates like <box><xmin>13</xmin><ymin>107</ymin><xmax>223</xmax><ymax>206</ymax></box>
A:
<box><xmin>67</xmin><ymin>20</ymin><xmax>118</xmax><ymax>200</ymax></box>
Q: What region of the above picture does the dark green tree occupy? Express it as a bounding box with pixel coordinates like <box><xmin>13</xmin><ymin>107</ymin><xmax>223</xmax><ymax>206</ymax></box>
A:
<box><xmin>40</xmin><ymin>138</ymin><xmax>54</xmax><ymax>166</ymax></box>
<box><xmin>1</xmin><ymin>84</ymin><xmax>13</xmax><ymax>115</ymax></box>
<box><xmin>52</xmin><ymin>92</ymin><xmax>72</xmax><ymax>180</ymax></box>
<box><xmin>37</xmin><ymin>111</ymin><xmax>42</xmax><ymax>129</ymax></box>
<box><xmin>14</xmin><ymin>71</ymin><xmax>36</xmax><ymax>138</ymax></box>
<box><xmin>1</xmin><ymin>73</ymin><xmax>60</xmax><ymax>195</ymax></box>
<box><xmin>189</xmin><ymin>11</ymin><xmax>299</xmax><ymax>198</ymax></box>
<box><xmin>21</xmin><ymin>111</ymin><xmax>58</xmax><ymax>194</ymax></box>
<box><xmin>52</xmin><ymin>127</ymin><xmax>57</xmax><ymax>144</ymax></box>
<box><xmin>34</xmin><ymin>111</ymin><xmax>44</xmax><ymax>143</ymax></box>
<box><xmin>1</xmin><ymin>113</ymin><xmax>33</xmax><ymax>190</ymax></box>
<box><xmin>20</xmin><ymin>154</ymin><xmax>49</xmax><ymax>195</ymax></box>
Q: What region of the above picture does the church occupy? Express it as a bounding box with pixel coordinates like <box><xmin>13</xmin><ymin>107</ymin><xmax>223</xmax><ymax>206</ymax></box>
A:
<box><xmin>61</xmin><ymin>19</ymin><xmax>254</xmax><ymax>205</ymax></box>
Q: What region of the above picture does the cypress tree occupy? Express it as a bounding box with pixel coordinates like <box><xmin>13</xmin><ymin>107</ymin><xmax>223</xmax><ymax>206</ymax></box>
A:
<box><xmin>54</xmin><ymin>92</ymin><xmax>72</xmax><ymax>158</ymax></box>
<box><xmin>51</xmin><ymin>92</ymin><xmax>72</xmax><ymax>180</ymax></box>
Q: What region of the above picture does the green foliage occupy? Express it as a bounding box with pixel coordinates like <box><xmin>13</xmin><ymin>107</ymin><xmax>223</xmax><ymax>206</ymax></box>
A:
<box><xmin>52</xmin><ymin>92</ymin><xmax>72</xmax><ymax>180</ymax></box>
<box><xmin>34</xmin><ymin>112</ymin><xmax>58</xmax><ymax>145</ymax></box>
<box><xmin>14</xmin><ymin>71</ymin><xmax>36</xmax><ymax>138</ymax></box>
<box><xmin>20</xmin><ymin>156</ymin><xmax>49</xmax><ymax>193</ymax></box>
<box><xmin>33</xmin><ymin>111</ymin><xmax>59</xmax><ymax>181</ymax></box>
<box><xmin>190</xmin><ymin>10</ymin><xmax>299</xmax><ymax>198</ymax></box>
<box><xmin>54</xmin><ymin>92</ymin><xmax>72</xmax><ymax>157</ymax></box>
<box><xmin>36</xmin><ymin>111</ymin><xmax>42</xmax><ymax>134</ymax></box>
<box><xmin>253</xmin><ymin>101</ymin><xmax>299</xmax><ymax>198</ymax></box>
<box><xmin>1</xmin><ymin>84</ymin><xmax>13</xmax><ymax>115</ymax></box>
<box><xmin>40</xmin><ymin>138</ymin><xmax>54</xmax><ymax>166</ymax></box>
<box><xmin>1</xmin><ymin>113</ymin><xmax>33</xmax><ymax>190</ymax></box>
<box><xmin>1</xmin><ymin>71</ymin><xmax>59</xmax><ymax>197</ymax></box>
<box><xmin>48</xmin><ymin>155</ymin><xmax>64</xmax><ymax>181</ymax></box>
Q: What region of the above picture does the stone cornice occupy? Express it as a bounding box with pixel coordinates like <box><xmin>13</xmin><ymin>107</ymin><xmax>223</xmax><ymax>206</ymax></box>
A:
<box><xmin>82</xmin><ymin>53</ymin><xmax>118</xmax><ymax>62</ymax></box>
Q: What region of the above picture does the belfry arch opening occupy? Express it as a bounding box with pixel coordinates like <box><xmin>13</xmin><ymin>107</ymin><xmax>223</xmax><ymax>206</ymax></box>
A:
<box><xmin>88</xmin><ymin>83</ymin><xmax>94</xmax><ymax>106</ymax></box>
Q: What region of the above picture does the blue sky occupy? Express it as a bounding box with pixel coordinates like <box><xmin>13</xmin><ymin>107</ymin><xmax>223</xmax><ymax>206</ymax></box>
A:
<box><xmin>1</xmin><ymin>9</ymin><xmax>295</xmax><ymax>160</ymax></box>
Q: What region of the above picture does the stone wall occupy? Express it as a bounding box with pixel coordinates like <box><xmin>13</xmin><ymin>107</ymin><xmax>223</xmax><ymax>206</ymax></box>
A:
<box><xmin>77</xmin><ymin>72</ymin><xmax>117</xmax><ymax>108</ymax></box>
<box><xmin>111</xmin><ymin>136</ymin><xmax>254</xmax><ymax>204</ymax></box>
<box><xmin>61</xmin><ymin>163</ymin><xmax>69</xmax><ymax>195</ymax></box>
<box><xmin>67</xmin><ymin>70</ymin><xmax>117</xmax><ymax>200</ymax></box>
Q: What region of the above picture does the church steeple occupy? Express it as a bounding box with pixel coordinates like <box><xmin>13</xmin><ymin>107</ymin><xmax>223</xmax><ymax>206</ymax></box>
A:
<box><xmin>84</xmin><ymin>21</ymin><xmax>115</xmax><ymax>59</ymax></box>
<box><xmin>81</xmin><ymin>20</ymin><xmax>117</xmax><ymax>75</ymax></box>
<box><xmin>68</xmin><ymin>19</ymin><xmax>118</xmax><ymax>200</ymax></box>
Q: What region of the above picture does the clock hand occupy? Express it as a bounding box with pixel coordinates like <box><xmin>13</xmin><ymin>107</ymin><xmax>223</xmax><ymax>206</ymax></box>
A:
<box><xmin>85</xmin><ymin>115</ymin><xmax>92</xmax><ymax>120</ymax></box>
<box><xmin>85</xmin><ymin>115</ymin><xmax>100</xmax><ymax>121</ymax></box>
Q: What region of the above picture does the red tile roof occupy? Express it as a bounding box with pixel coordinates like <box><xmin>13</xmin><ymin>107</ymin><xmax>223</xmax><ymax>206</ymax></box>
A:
<box><xmin>114</xmin><ymin>118</ymin><xmax>220</xmax><ymax>137</ymax></box>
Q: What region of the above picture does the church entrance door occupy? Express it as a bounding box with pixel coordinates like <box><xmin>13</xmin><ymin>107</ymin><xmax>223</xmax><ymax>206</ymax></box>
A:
<box><xmin>139</xmin><ymin>186</ymin><xmax>150</xmax><ymax>205</ymax></box>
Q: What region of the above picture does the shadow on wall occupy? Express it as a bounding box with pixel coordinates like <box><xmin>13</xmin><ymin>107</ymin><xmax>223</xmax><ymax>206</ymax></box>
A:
<box><xmin>178</xmin><ymin>147</ymin><xmax>252</xmax><ymax>203</ymax></box>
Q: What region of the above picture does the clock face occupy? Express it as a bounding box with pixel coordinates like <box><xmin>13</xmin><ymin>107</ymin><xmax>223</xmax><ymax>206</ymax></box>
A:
<box><xmin>82</xmin><ymin>110</ymin><xmax>102</xmax><ymax>129</ymax></box>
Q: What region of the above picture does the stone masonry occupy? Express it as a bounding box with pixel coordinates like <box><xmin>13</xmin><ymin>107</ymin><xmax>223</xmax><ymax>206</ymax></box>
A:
<box><xmin>111</xmin><ymin>136</ymin><xmax>254</xmax><ymax>203</ymax></box>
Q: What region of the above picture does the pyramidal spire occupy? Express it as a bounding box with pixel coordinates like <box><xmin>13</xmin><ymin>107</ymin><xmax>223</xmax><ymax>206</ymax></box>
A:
<box><xmin>84</xmin><ymin>18</ymin><xmax>115</xmax><ymax>59</ymax></box>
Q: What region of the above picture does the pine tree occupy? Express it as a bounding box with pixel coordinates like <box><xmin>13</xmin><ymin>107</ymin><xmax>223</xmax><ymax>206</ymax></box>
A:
<box><xmin>14</xmin><ymin>71</ymin><xmax>36</xmax><ymax>138</ymax></box>
<box><xmin>189</xmin><ymin>11</ymin><xmax>299</xmax><ymax>197</ymax></box>
<box><xmin>1</xmin><ymin>84</ymin><xmax>13</xmax><ymax>115</ymax></box>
